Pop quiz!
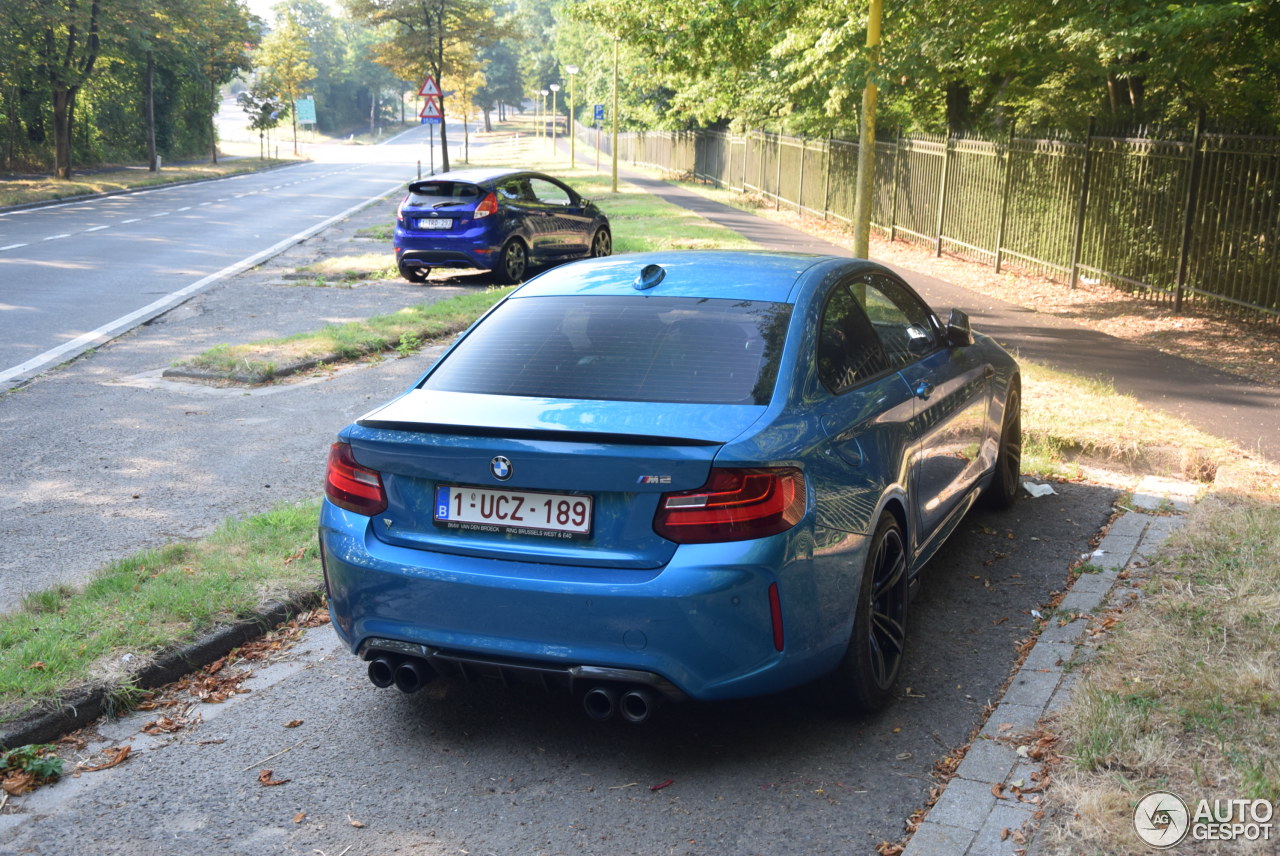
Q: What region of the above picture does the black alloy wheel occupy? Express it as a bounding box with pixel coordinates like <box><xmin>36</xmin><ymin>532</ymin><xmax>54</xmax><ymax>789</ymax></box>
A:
<box><xmin>494</xmin><ymin>239</ymin><xmax>528</xmax><ymax>284</ymax></box>
<box><xmin>589</xmin><ymin>227</ymin><xmax>612</xmax><ymax>258</ymax></box>
<box><xmin>983</xmin><ymin>377</ymin><xmax>1022</xmax><ymax>509</ymax></box>
<box><xmin>827</xmin><ymin>514</ymin><xmax>909</xmax><ymax>714</ymax></box>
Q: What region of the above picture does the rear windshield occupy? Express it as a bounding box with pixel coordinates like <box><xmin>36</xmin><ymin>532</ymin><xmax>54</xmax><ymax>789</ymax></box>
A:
<box><xmin>423</xmin><ymin>296</ymin><xmax>792</xmax><ymax>405</ymax></box>
<box><xmin>405</xmin><ymin>181</ymin><xmax>481</xmax><ymax>207</ymax></box>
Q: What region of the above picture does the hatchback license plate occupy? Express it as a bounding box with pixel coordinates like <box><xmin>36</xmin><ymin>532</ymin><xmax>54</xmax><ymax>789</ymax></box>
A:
<box><xmin>434</xmin><ymin>485</ymin><xmax>592</xmax><ymax>538</ymax></box>
<box><xmin>416</xmin><ymin>218</ymin><xmax>453</xmax><ymax>230</ymax></box>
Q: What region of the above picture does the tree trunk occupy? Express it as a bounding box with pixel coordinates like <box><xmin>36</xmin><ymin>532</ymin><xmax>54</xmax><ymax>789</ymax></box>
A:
<box><xmin>146</xmin><ymin>50</ymin><xmax>158</xmax><ymax>171</ymax></box>
<box><xmin>944</xmin><ymin>81</ymin><xmax>971</xmax><ymax>135</ymax></box>
<box><xmin>483</xmin><ymin>107</ymin><xmax>492</xmax><ymax>133</ymax></box>
<box><xmin>209</xmin><ymin>82</ymin><xmax>218</xmax><ymax>164</ymax></box>
<box><xmin>53</xmin><ymin>88</ymin><xmax>72</xmax><ymax>179</ymax></box>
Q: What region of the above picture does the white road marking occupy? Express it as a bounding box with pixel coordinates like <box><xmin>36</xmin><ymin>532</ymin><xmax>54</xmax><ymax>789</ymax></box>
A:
<box><xmin>122</xmin><ymin>218</ymin><xmax>141</xmax><ymax>224</ymax></box>
<box><xmin>178</xmin><ymin>206</ymin><xmax>192</xmax><ymax>211</ymax></box>
<box><xmin>43</xmin><ymin>234</ymin><xmax>71</xmax><ymax>241</ymax></box>
<box><xmin>85</xmin><ymin>226</ymin><xmax>110</xmax><ymax>232</ymax></box>
<box><xmin>1</xmin><ymin>243</ymin><xmax>28</xmax><ymax>251</ymax></box>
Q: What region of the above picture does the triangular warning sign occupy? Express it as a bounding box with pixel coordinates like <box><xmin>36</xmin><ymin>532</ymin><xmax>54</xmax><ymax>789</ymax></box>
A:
<box><xmin>418</xmin><ymin>76</ymin><xmax>441</xmax><ymax>97</ymax></box>
<box><xmin>419</xmin><ymin>97</ymin><xmax>442</xmax><ymax>119</ymax></box>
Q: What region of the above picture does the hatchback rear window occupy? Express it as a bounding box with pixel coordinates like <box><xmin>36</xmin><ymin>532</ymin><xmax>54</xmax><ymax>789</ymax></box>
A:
<box><xmin>423</xmin><ymin>296</ymin><xmax>792</xmax><ymax>405</ymax></box>
<box><xmin>405</xmin><ymin>181</ymin><xmax>481</xmax><ymax>206</ymax></box>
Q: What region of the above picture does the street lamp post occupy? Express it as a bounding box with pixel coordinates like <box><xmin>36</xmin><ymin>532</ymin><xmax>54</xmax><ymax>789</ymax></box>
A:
<box><xmin>565</xmin><ymin>65</ymin><xmax>579</xmax><ymax>168</ymax></box>
<box><xmin>549</xmin><ymin>83</ymin><xmax>560</xmax><ymax>155</ymax></box>
<box><xmin>612</xmin><ymin>37</ymin><xmax>619</xmax><ymax>192</ymax></box>
<box><xmin>540</xmin><ymin>89</ymin><xmax>549</xmax><ymax>146</ymax></box>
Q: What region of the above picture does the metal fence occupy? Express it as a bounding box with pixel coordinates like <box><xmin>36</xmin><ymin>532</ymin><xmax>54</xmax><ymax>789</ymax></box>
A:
<box><xmin>580</xmin><ymin>121</ymin><xmax>1280</xmax><ymax>319</ymax></box>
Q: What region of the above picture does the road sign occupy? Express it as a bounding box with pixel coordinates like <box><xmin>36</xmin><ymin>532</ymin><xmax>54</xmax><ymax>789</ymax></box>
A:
<box><xmin>419</xmin><ymin>97</ymin><xmax>442</xmax><ymax>120</ymax></box>
<box><xmin>418</xmin><ymin>76</ymin><xmax>441</xmax><ymax>98</ymax></box>
<box><xmin>420</xmin><ymin>117</ymin><xmax>442</xmax><ymax>125</ymax></box>
<box><xmin>294</xmin><ymin>97</ymin><xmax>317</xmax><ymax>125</ymax></box>
<box><xmin>593</xmin><ymin>104</ymin><xmax>605</xmax><ymax>121</ymax></box>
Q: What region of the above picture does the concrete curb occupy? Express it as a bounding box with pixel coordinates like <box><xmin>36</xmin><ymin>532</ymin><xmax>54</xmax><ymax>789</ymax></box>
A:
<box><xmin>0</xmin><ymin>588</ymin><xmax>323</xmax><ymax>751</ymax></box>
<box><xmin>900</xmin><ymin>477</ymin><xmax>1195</xmax><ymax>856</ymax></box>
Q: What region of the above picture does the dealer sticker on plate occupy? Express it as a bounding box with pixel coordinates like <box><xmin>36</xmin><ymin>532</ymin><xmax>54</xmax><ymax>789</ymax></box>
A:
<box><xmin>434</xmin><ymin>485</ymin><xmax>592</xmax><ymax>538</ymax></box>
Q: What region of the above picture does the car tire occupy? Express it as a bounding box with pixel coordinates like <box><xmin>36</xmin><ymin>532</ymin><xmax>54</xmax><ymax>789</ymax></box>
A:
<box><xmin>398</xmin><ymin>260</ymin><xmax>431</xmax><ymax>284</ymax></box>
<box><xmin>827</xmin><ymin>514</ymin><xmax>909</xmax><ymax>714</ymax></box>
<box><xmin>589</xmin><ymin>227</ymin><xmax>612</xmax><ymax>258</ymax></box>
<box><xmin>982</xmin><ymin>377</ymin><xmax>1022</xmax><ymax>509</ymax></box>
<box><xmin>493</xmin><ymin>239</ymin><xmax>528</xmax><ymax>284</ymax></box>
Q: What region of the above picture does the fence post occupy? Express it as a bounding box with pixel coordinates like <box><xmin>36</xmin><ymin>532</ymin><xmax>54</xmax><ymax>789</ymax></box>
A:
<box><xmin>994</xmin><ymin>121</ymin><xmax>1016</xmax><ymax>273</ymax></box>
<box><xmin>934</xmin><ymin>135</ymin><xmax>953</xmax><ymax>257</ymax></box>
<box><xmin>822</xmin><ymin>134</ymin><xmax>833</xmax><ymax>222</ymax></box>
<box><xmin>797</xmin><ymin>139</ymin><xmax>806</xmax><ymax>215</ymax></box>
<box><xmin>775</xmin><ymin>133</ymin><xmax>783</xmax><ymax>209</ymax></box>
<box><xmin>1068</xmin><ymin>117</ymin><xmax>1097</xmax><ymax>289</ymax></box>
<box><xmin>1174</xmin><ymin>113</ymin><xmax>1205</xmax><ymax>314</ymax></box>
<box><xmin>890</xmin><ymin>130</ymin><xmax>902</xmax><ymax>243</ymax></box>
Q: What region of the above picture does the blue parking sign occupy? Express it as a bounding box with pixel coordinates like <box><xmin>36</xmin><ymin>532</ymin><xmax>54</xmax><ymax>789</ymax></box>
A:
<box><xmin>594</xmin><ymin>104</ymin><xmax>605</xmax><ymax>121</ymax></box>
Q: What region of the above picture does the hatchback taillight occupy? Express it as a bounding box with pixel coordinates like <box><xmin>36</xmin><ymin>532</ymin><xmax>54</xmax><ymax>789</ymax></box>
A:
<box><xmin>474</xmin><ymin>192</ymin><xmax>499</xmax><ymax>219</ymax></box>
<box><xmin>653</xmin><ymin>468</ymin><xmax>806</xmax><ymax>544</ymax></box>
<box><xmin>396</xmin><ymin>194</ymin><xmax>409</xmax><ymax>223</ymax></box>
<box><xmin>325</xmin><ymin>443</ymin><xmax>387</xmax><ymax>516</ymax></box>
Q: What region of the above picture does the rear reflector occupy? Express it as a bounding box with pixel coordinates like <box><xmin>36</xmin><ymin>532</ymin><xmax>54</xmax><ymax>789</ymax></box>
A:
<box><xmin>325</xmin><ymin>443</ymin><xmax>387</xmax><ymax>516</ymax></box>
<box><xmin>768</xmin><ymin>583</ymin><xmax>784</xmax><ymax>651</ymax></box>
<box><xmin>653</xmin><ymin>467</ymin><xmax>805</xmax><ymax>544</ymax></box>
<box><xmin>473</xmin><ymin>192</ymin><xmax>499</xmax><ymax>219</ymax></box>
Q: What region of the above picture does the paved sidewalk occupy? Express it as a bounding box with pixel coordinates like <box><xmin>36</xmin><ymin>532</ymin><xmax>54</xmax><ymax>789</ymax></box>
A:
<box><xmin>901</xmin><ymin>477</ymin><xmax>1194</xmax><ymax>856</ymax></box>
<box><xmin>620</xmin><ymin>171</ymin><xmax>1280</xmax><ymax>464</ymax></box>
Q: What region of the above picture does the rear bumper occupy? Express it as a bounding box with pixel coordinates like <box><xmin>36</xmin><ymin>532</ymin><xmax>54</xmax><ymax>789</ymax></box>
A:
<box><xmin>394</xmin><ymin>223</ymin><xmax>502</xmax><ymax>271</ymax></box>
<box><xmin>320</xmin><ymin>500</ymin><xmax>853</xmax><ymax>701</ymax></box>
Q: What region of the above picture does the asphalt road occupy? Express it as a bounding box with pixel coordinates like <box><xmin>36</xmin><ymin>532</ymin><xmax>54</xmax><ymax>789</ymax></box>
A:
<box><xmin>0</xmin><ymin>125</ymin><xmax>447</xmax><ymax>392</ymax></box>
<box><xmin>0</xmin><ymin>141</ymin><xmax>1119</xmax><ymax>854</ymax></box>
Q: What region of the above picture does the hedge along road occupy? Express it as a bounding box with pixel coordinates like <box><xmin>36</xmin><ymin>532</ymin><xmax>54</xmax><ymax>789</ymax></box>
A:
<box><xmin>0</xmin><ymin>178</ymin><xmax>1118</xmax><ymax>853</ymax></box>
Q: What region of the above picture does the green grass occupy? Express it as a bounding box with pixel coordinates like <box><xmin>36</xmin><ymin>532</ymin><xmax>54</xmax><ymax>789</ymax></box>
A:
<box><xmin>0</xmin><ymin>158</ymin><xmax>297</xmax><ymax>209</ymax></box>
<box><xmin>0</xmin><ymin>501</ymin><xmax>321</xmax><ymax>712</ymax></box>
<box><xmin>173</xmin><ymin>287</ymin><xmax>512</xmax><ymax>380</ymax></box>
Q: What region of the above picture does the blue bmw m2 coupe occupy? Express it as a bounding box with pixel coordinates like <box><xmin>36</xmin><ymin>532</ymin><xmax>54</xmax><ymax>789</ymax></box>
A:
<box><xmin>320</xmin><ymin>252</ymin><xmax>1021</xmax><ymax>722</ymax></box>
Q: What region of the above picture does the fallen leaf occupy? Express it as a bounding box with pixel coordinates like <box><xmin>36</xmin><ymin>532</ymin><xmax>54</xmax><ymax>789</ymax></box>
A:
<box><xmin>258</xmin><ymin>769</ymin><xmax>290</xmax><ymax>787</ymax></box>
<box><xmin>77</xmin><ymin>745</ymin><xmax>131</xmax><ymax>773</ymax></box>
<box><xmin>1001</xmin><ymin>828</ymin><xmax>1011</xmax><ymax>841</ymax></box>
<box><xmin>292</xmin><ymin>812</ymin><xmax>306</xmax><ymax>824</ymax></box>
<box><xmin>283</xmin><ymin>719</ymin><xmax>303</xmax><ymax>728</ymax></box>
<box><xmin>350</xmin><ymin>819</ymin><xmax>366</xmax><ymax>828</ymax></box>
<box><xmin>991</xmin><ymin>782</ymin><xmax>1007</xmax><ymax>799</ymax></box>
<box><xmin>650</xmin><ymin>778</ymin><xmax>675</xmax><ymax>792</ymax></box>
<box><xmin>25</xmin><ymin>661</ymin><xmax>46</xmax><ymax>671</ymax></box>
<box><xmin>2</xmin><ymin>772</ymin><xmax>35</xmax><ymax>796</ymax></box>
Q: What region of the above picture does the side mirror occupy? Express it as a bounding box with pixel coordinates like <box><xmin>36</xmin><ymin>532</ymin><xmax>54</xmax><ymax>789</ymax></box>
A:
<box><xmin>946</xmin><ymin>309</ymin><xmax>974</xmax><ymax>347</ymax></box>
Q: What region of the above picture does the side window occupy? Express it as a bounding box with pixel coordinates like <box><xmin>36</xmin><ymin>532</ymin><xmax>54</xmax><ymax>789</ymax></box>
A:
<box><xmin>818</xmin><ymin>285</ymin><xmax>891</xmax><ymax>394</ymax></box>
<box><xmin>853</xmin><ymin>275</ymin><xmax>938</xmax><ymax>370</ymax></box>
<box><xmin>497</xmin><ymin>179</ymin><xmax>530</xmax><ymax>201</ymax></box>
<box><xmin>529</xmin><ymin>178</ymin><xmax>572</xmax><ymax>206</ymax></box>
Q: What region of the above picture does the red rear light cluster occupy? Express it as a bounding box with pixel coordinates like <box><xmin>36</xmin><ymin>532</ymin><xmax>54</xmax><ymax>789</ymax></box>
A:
<box><xmin>396</xmin><ymin>194</ymin><xmax>409</xmax><ymax>223</ymax></box>
<box><xmin>653</xmin><ymin>468</ymin><xmax>806</xmax><ymax>544</ymax></box>
<box><xmin>325</xmin><ymin>443</ymin><xmax>387</xmax><ymax>516</ymax></box>
<box><xmin>473</xmin><ymin>191</ymin><xmax>499</xmax><ymax>219</ymax></box>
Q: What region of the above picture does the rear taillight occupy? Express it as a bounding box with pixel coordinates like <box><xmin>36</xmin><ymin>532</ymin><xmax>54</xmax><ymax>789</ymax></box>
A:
<box><xmin>325</xmin><ymin>443</ymin><xmax>387</xmax><ymax>516</ymax></box>
<box><xmin>653</xmin><ymin>468</ymin><xmax>806</xmax><ymax>544</ymax></box>
<box><xmin>396</xmin><ymin>194</ymin><xmax>409</xmax><ymax>223</ymax></box>
<box><xmin>473</xmin><ymin>191</ymin><xmax>499</xmax><ymax>219</ymax></box>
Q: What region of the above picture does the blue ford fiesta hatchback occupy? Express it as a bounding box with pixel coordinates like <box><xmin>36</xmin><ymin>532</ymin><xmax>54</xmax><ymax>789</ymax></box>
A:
<box><xmin>393</xmin><ymin>168</ymin><xmax>611</xmax><ymax>284</ymax></box>
<box><xmin>320</xmin><ymin>252</ymin><xmax>1022</xmax><ymax>722</ymax></box>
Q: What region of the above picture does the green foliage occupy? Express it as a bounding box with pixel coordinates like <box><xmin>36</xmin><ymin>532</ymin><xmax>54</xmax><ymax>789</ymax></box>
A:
<box><xmin>0</xmin><ymin>745</ymin><xmax>63</xmax><ymax>783</ymax></box>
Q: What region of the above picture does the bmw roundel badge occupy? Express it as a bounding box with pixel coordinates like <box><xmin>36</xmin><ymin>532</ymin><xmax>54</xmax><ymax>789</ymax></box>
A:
<box><xmin>490</xmin><ymin>456</ymin><xmax>513</xmax><ymax>481</ymax></box>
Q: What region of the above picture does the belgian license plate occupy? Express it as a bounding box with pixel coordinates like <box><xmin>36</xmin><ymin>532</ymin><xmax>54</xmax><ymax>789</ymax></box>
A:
<box><xmin>434</xmin><ymin>485</ymin><xmax>593</xmax><ymax>538</ymax></box>
<box><xmin>417</xmin><ymin>218</ymin><xmax>453</xmax><ymax>230</ymax></box>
